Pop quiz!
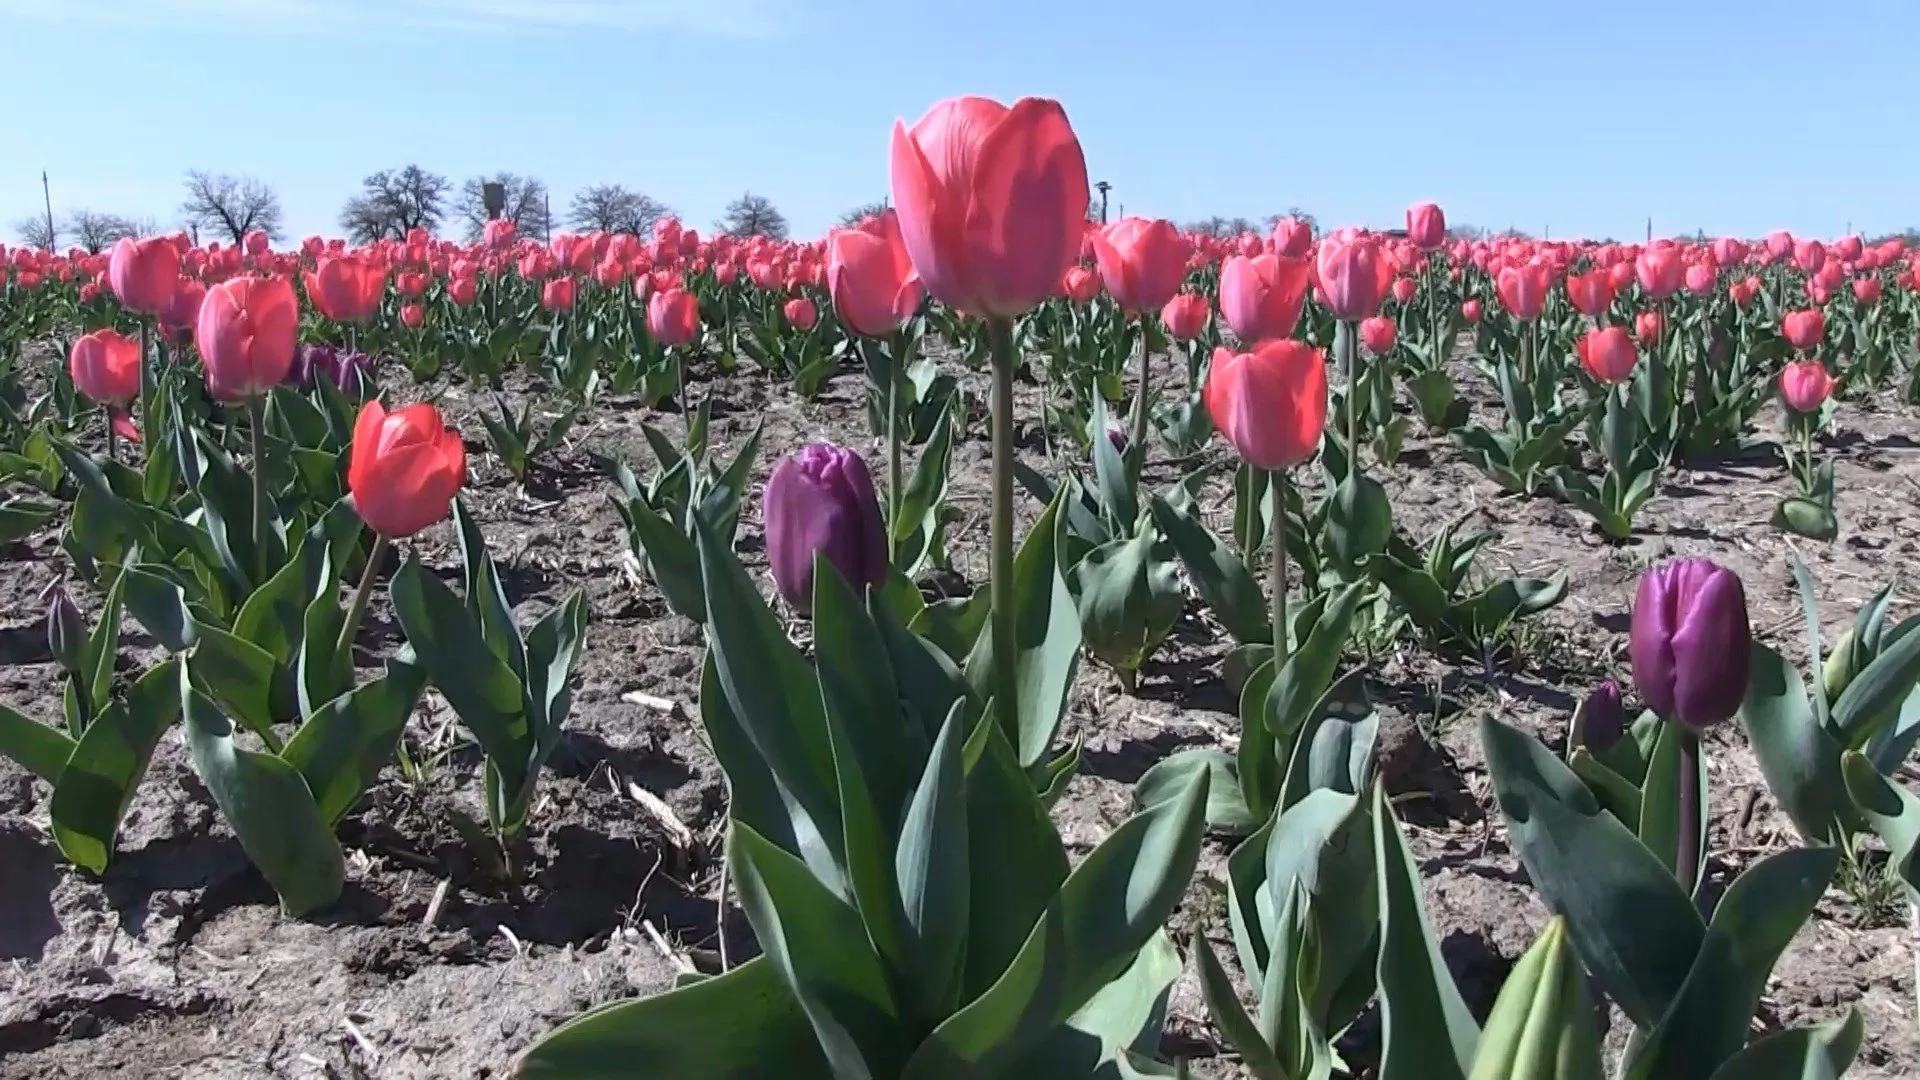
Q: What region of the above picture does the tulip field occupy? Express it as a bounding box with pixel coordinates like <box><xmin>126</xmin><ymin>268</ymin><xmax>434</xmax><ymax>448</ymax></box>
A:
<box><xmin>7</xmin><ymin>96</ymin><xmax>1920</xmax><ymax>1079</ymax></box>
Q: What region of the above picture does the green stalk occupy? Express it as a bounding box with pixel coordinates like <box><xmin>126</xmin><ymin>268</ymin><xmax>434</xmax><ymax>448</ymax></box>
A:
<box><xmin>137</xmin><ymin>319</ymin><xmax>151</xmax><ymax>454</ymax></box>
<box><xmin>1342</xmin><ymin>319</ymin><xmax>1362</xmax><ymax>470</ymax></box>
<box><xmin>246</xmin><ymin>395</ymin><xmax>271</xmax><ymax>588</ymax></box>
<box><xmin>335</xmin><ymin>533</ymin><xmax>392</xmax><ymax>665</ymax></box>
<box><xmin>986</xmin><ymin>316</ymin><xmax>1019</xmax><ymax>744</ymax></box>
<box><xmin>1127</xmin><ymin>316</ymin><xmax>1152</xmax><ymax>481</ymax></box>
<box><xmin>1676</xmin><ymin>727</ymin><xmax>1700</xmax><ymax>897</ymax></box>
<box><xmin>1270</xmin><ymin>468</ymin><xmax>1291</xmax><ymax>665</ymax></box>
<box><xmin>886</xmin><ymin>332</ymin><xmax>904</xmax><ymax>560</ymax></box>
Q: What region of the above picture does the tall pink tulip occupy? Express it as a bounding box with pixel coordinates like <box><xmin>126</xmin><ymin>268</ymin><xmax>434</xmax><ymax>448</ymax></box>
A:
<box><xmin>1271</xmin><ymin>217</ymin><xmax>1312</xmax><ymax>258</ymax></box>
<box><xmin>825</xmin><ymin>209</ymin><xmax>924</xmax><ymax>337</ymax></box>
<box><xmin>1315</xmin><ymin>230</ymin><xmax>1392</xmax><ymax>320</ymax></box>
<box><xmin>108</xmin><ymin>236</ymin><xmax>180</xmax><ymax>315</ymax></box>
<box><xmin>1405</xmin><ymin>202</ymin><xmax>1446</xmax><ymax>250</ymax></box>
<box><xmin>1089</xmin><ymin>217</ymin><xmax>1189</xmax><ymax>313</ymax></box>
<box><xmin>888</xmin><ymin>95</ymin><xmax>1089</xmax><ymax>319</ymax></box>
<box><xmin>1635</xmin><ymin>244</ymin><xmax>1683</xmax><ymax>300</ymax></box>
<box><xmin>195</xmin><ymin>276</ymin><xmax>298</xmax><ymax>400</ymax></box>
<box><xmin>1217</xmin><ymin>253</ymin><xmax>1310</xmax><ymax>342</ymax></box>
<box><xmin>648</xmin><ymin>287</ymin><xmax>699</xmax><ymax>348</ymax></box>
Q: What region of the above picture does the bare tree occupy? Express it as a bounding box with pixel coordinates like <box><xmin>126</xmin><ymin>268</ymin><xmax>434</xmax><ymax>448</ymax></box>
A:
<box><xmin>716</xmin><ymin>192</ymin><xmax>789</xmax><ymax>241</ymax></box>
<box><xmin>12</xmin><ymin>215</ymin><xmax>57</xmax><ymax>250</ymax></box>
<box><xmin>64</xmin><ymin>210</ymin><xmax>146</xmax><ymax>252</ymax></box>
<box><xmin>1449</xmin><ymin>224</ymin><xmax>1491</xmax><ymax>241</ymax></box>
<box><xmin>339</xmin><ymin>165</ymin><xmax>450</xmax><ymax>244</ymax></box>
<box><xmin>1184</xmin><ymin>216</ymin><xmax>1259</xmax><ymax>238</ymax></box>
<box><xmin>569</xmin><ymin>184</ymin><xmax>675</xmax><ymax>237</ymax></box>
<box><xmin>452</xmin><ymin>173</ymin><xmax>551</xmax><ymax>242</ymax></box>
<box><xmin>179</xmin><ymin>170</ymin><xmax>285</xmax><ymax>245</ymax></box>
<box><xmin>838</xmin><ymin>200</ymin><xmax>889</xmax><ymax>228</ymax></box>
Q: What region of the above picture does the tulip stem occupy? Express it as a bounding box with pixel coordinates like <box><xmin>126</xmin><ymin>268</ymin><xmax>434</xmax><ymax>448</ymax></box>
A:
<box><xmin>335</xmin><ymin>533</ymin><xmax>391</xmax><ymax>667</ymax></box>
<box><xmin>136</xmin><ymin>319</ymin><xmax>150</xmax><ymax>455</ymax></box>
<box><xmin>886</xmin><ymin>332</ymin><xmax>904</xmax><ymax>562</ymax></box>
<box><xmin>1676</xmin><ymin>727</ymin><xmax>1701</xmax><ymax>898</ymax></box>
<box><xmin>1270</xmin><ymin>469</ymin><xmax>1290</xmax><ymax>666</ymax></box>
<box><xmin>246</xmin><ymin>395</ymin><xmax>271</xmax><ymax>588</ymax></box>
<box><xmin>1128</xmin><ymin>318</ymin><xmax>1152</xmax><ymax>482</ymax></box>
<box><xmin>986</xmin><ymin>316</ymin><xmax>1020</xmax><ymax>746</ymax></box>
<box><xmin>1342</xmin><ymin>320</ymin><xmax>1362</xmax><ymax>470</ymax></box>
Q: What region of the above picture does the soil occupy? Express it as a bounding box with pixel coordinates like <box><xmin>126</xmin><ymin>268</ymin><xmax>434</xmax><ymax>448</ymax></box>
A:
<box><xmin>2</xmin><ymin>338</ymin><xmax>1917</xmax><ymax>1079</ymax></box>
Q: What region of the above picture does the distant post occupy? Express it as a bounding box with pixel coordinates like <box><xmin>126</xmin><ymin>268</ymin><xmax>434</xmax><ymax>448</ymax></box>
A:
<box><xmin>41</xmin><ymin>171</ymin><xmax>55</xmax><ymax>249</ymax></box>
<box><xmin>481</xmin><ymin>182</ymin><xmax>507</xmax><ymax>220</ymax></box>
<box><xmin>1094</xmin><ymin>180</ymin><xmax>1111</xmax><ymax>224</ymax></box>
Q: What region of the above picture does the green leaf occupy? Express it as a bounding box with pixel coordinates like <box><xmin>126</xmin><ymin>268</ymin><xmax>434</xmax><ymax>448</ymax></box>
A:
<box><xmin>1135</xmin><ymin>749</ymin><xmax>1258</xmax><ymax>835</ymax></box>
<box><xmin>1623</xmin><ymin>846</ymin><xmax>1840</xmax><ymax>1080</ymax></box>
<box><xmin>964</xmin><ymin>491</ymin><xmax>1082</xmax><ymax>770</ymax></box>
<box><xmin>1194</xmin><ymin>932</ymin><xmax>1289</xmax><ymax>1080</ymax></box>
<box><xmin>453</xmin><ymin>498</ymin><xmax>527</xmax><ymax>676</ymax></box>
<box><xmin>1840</xmin><ymin>751</ymin><xmax>1920</xmax><ymax>903</ymax></box>
<box><xmin>1639</xmin><ymin>722</ymin><xmax>1708</xmax><ymax>894</ymax></box>
<box><xmin>872</xmin><ymin>591</ymin><xmax>974</xmax><ymax>749</ymax></box>
<box><xmin>189</xmin><ymin>623</ymin><xmax>282</xmax><ymax>742</ymax></box>
<box><xmin>515</xmin><ymin>956</ymin><xmax>833</xmax><ymax>1080</ymax></box>
<box><xmin>902</xmin><ymin>764</ymin><xmax>1208</xmax><ymax>1079</ymax></box>
<box><xmin>1831</xmin><ymin>608</ymin><xmax>1920</xmax><ymax>748</ymax></box>
<box><xmin>1567</xmin><ymin>749</ymin><xmax>1643</xmax><ymax>831</ymax></box>
<box><xmin>231</xmin><ymin>538</ymin><xmax>325</xmax><ymax>668</ymax></box>
<box><xmin>1372</xmin><ymin>783</ymin><xmax>1476</xmax><ymax>1080</ymax></box>
<box><xmin>180</xmin><ymin>672</ymin><xmax>342</xmax><ymax>917</ymax></box>
<box><xmin>893</xmin><ymin>702</ymin><xmax>971</xmax><ymax>1022</ymax></box>
<box><xmin>49</xmin><ymin>659</ymin><xmax>183</xmax><ymax>873</ymax></box>
<box><xmin>959</xmin><ymin>716</ymin><xmax>1070</xmax><ymax>1001</ymax></box>
<box><xmin>1008</xmin><ymin>932</ymin><xmax>1184</xmax><ymax>1078</ymax></box>
<box><xmin>695</xmin><ymin>513</ymin><xmax>847</xmax><ymax>893</ymax></box>
<box><xmin>729</xmin><ymin>821</ymin><xmax>910</xmax><ymax>1080</ymax></box>
<box><xmin>1702</xmin><ymin>1010</ymin><xmax>1862</xmax><ymax>1080</ymax></box>
<box><xmin>1267</xmin><ymin>788</ymin><xmax>1378</xmax><ymax>1031</ymax></box>
<box><xmin>1479</xmin><ymin>716</ymin><xmax>1703</xmax><ymax>1029</ymax></box>
<box><xmin>119</xmin><ymin>563</ymin><xmax>200</xmax><ymax>653</ymax></box>
<box><xmin>623</xmin><ymin>496</ymin><xmax>707</xmax><ymax>622</ymax></box>
<box><xmin>0</xmin><ymin>702</ymin><xmax>74</xmax><ymax>784</ymax></box>
<box><xmin>1741</xmin><ymin>642</ymin><xmax>1852</xmax><ymax>846</ymax></box>
<box><xmin>1149</xmin><ymin>494</ymin><xmax>1270</xmax><ymax>646</ymax></box>
<box><xmin>0</xmin><ymin>496</ymin><xmax>56</xmax><ymax>543</ymax></box>
<box><xmin>893</xmin><ymin>395</ymin><xmax>956</xmax><ymax>577</ymax></box>
<box><xmin>280</xmin><ymin>659</ymin><xmax>428</xmax><ymax>826</ymax></box>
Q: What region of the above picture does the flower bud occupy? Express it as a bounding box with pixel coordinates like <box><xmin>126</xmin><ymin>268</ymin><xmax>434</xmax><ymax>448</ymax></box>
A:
<box><xmin>1628</xmin><ymin>557</ymin><xmax>1752</xmax><ymax>728</ymax></box>
<box><xmin>1571</xmin><ymin>679</ymin><xmax>1624</xmax><ymax>753</ymax></box>
<box><xmin>48</xmin><ymin>585</ymin><xmax>85</xmax><ymax>672</ymax></box>
<box><xmin>1468</xmin><ymin>917</ymin><xmax>1603</xmax><ymax>1080</ymax></box>
<box><xmin>763</xmin><ymin>441</ymin><xmax>887</xmax><ymax>614</ymax></box>
<box><xmin>1822</xmin><ymin>626</ymin><xmax>1861</xmax><ymax>704</ymax></box>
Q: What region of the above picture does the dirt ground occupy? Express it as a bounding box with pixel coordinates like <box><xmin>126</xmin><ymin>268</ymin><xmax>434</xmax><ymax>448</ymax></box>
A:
<box><xmin>2</xmin><ymin>339</ymin><xmax>1916</xmax><ymax>1079</ymax></box>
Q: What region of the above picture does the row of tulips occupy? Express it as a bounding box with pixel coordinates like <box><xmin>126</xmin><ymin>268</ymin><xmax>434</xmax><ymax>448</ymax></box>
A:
<box><xmin>2</xmin><ymin>90</ymin><xmax>1917</xmax><ymax>1080</ymax></box>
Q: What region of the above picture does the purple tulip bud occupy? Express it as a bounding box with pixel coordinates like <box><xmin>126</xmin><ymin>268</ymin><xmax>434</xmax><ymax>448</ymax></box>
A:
<box><xmin>1104</xmin><ymin>424</ymin><xmax>1127</xmax><ymax>455</ymax></box>
<box><xmin>47</xmin><ymin>585</ymin><xmax>84</xmax><ymax>672</ymax></box>
<box><xmin>1577</xmin><ymin>679</ymin><xmax>1625</xmax><ymax>752</ymax></box>
<box><xmin>1628</xmin><ymin>558</ymin><xmax>1752</xmax><ymax>728</ymax></box>
<box><xmin>288</xmin><ymin>344</ymin><xmax>335</xmax><ymax>388</ymax></box>
<box><xmin>763</xmin><ymin>441</ymin><xmax>888</xmax><ymax>613</ymax></box>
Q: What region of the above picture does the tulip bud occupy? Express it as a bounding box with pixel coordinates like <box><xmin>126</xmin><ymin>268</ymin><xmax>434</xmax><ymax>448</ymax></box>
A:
<box><xmin>1468</xmin><ymin>917</ymin><xmax>1603</xmax><ymax>1080</ymax></box>
<box><xmin>48</xmin><ymin>586</ymin><xmax>86</xmax><ymax>672</ymax></box>
<box><xmin>1628</xmin><ymin>558</ymin><xmax>1752</xmax><ymax>728</ymax></box>
<box><xmin>1822</xmin><ymin>626</ymin><xmax>1861</xmax><ymax>704</ymax></box>
<box><xmin>763</xmin><ymin>441</ymin><xmax>888</xmax><ymax>614</ymax></box>
<box><xmin>1569</xmin><ymin>679</ymin><xmax>1624</xmax><ymax>753</ymax></box>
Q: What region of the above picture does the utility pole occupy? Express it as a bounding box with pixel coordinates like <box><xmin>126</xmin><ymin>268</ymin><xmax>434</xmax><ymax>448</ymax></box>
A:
<box><xmin>1094</xmin><ymin>180</ymin><xmax>1111</xmax><ymax>224</ymax></box>
<box><xmin>41</xmin><ymin>171</ymin><xmax>55</xmax><ymax>250</ymax></box>
<box><xmin>1645</xmin><ymin>216</ymin><xmax>1652</xmax><ymax>242</ymax></box>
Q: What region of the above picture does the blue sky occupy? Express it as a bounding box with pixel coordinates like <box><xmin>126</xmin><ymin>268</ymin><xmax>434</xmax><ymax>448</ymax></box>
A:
<box><xmin>2</xmin><ymin>0</ymin><xmax>1914</xmax><ymax>247</ymax></box>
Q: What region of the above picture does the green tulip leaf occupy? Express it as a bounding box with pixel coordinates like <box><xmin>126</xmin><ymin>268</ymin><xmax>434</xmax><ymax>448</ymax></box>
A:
<box><xmin>1638</xmin><ymin>721</ymin><xmax>1709</xmax><ymax>895</ymax></box>
<box><xmin>893</xmin><ymin>702</ymin><xmax>971</xmax><ymax>1022</ymax></box>
<box><xmin>1135</xmin><ymin>749</ymin><xmax>1258</xmax><ymax>835</ymax></box>
<box><xmin>622</xmin><ymin>494</ymin><xmax>707</xmax><ymax>622</ymax></box>
<box><xmin>1148</xmin><ymin>493</ymin><xmax>1271</xmax><ymax>647</ymax></box>
<box><xmin>958</xmin><ymin>716</ymin><xmax>1070</xmax><ymax>1001</ymax></box>
<box><xmin>1702</xmin><ymin>1009</ymin><xmax>1862</xmax><ymax>1080</ymax></box>
<box><xmin>964</xmin><ymin>490</ymin><xmax>1083</xmax><ymax>772</ymax></box>
<box><xmin>47</xmin><ymin>659</ymin><xmax>183</xmax><ymax>873</ymax></box>
<box><xmin>279</xmin><ymin>658</ymin><xmax>428</xmax><ymax>826</ymax></box>
<box><xmin>1741</xmin><ymin>642</ymin><xmax>1853</xmax><ymax>846</ymax></box>
<box><xmin>1373</xmin><ymin>782</ymin><xmax>1477</xmax><ymax>1080</ymax></box>
<box><xmin>1840</xmin><ymin>751</ymin><xmax>1920</xmax><ymax>903</ymax></box>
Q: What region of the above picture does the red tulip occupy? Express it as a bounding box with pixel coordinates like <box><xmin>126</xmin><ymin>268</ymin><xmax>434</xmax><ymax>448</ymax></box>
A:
<box><xmin>1390</xmin><ymin>276</ymin><xmax>1417</xmax><ymax>305</ymax></box>
<box><xmin>889</xmin><ymin>95</ymin><xmax>1089</xmax><ymax>319</ymax></box>
<box><xmin>162</xmin><ymin>277</ymin><xmax>206</xmax><ymax>341</ymax></box>
<box><xmin>195</xmin><ymin>275</ymin><xmax>298</xmax><ymax>400</ymax></box>
<box><xmin>1359</xmin><ymin>315</ymin><xmax>1396</xmax><ymax>355</ymax></box>
<box><xmin>305</xmin><ymin>253</ymin><xmax>386</xmax><ymax>322</ymax></box>
<box><xmin>1779</xmin><ymin>359</ymin><xmax>1835</xmax><ymax>414</ymax></box>
<box><xmin>348</xmin><ymin>400</ymin><xmax>465</xmax><ymax>538</ymax></box>
<box><xmin>449</xmin><ymin>276</ymin><xmax>477</xmax><ymax>306</ymax></box>
<box><xmin>1635</xmin><ymin>244</ymin><xmax>1683</xmax><ymax>300</ymax></box>
<box><xmin>108</xmin><ymin>236</ymin><xmax>181</xmax><ymax>315</ymax></box>
<box><xmin>541</xmin><ymin>277</ymin><xmax>576</xmax><ymax>311</ymax></box>
<box><xmin>1271</xmin><ymin>217</ymin><xmax>1312</xmax><ymax>258</ymax></box>
<box><xmin>1566</xmin><ymin>269</ymin><xmax>1616</xmax><ymax>317</ymax></box>
<box><xmin>399</xmin><ymin>303</ymin><xmax>424</xmax><ymax>329</ymax></box>
<box><xmin>1635</xmin><ymin>309</ymin><xmax>1663</xmax><ymax>345</ymax></box>
<box><xmin>1218</xmin><ymin>253</ymin><xmax>1310</xmax><ymax>342</ymax></box>
<box><xmin>1204</xmin><ymin>339</ymin><xmax>1327</xmax><ymax>471</ymax></box>
<box><xmin>1315</xmin><ymin>230</ymin><xmax>1393</xmax><ymax>320</ymax></box>
<box><xmin>69</xmin><ymin>329</ymin><xmax>141</xmax><ymax>406</ymax></box>
<box><xmin>1461</xmin><ymin>298</ymin><xmax>1483</xmax><ymax>322</ymax></box>
<box><xmin>1406</xmin><ymin>202</ymin><xmax>1446</xmax><ymax>251</ymax></box>
<box><xmin>1495</xmin><ymin>260</ymin><xmax>1550</xmax><ymax>321</ymax></box>
<box><xmin>1683</xmin><ymin>263</ymin><xmax>1717</xmax><ymax>296</ymax></box>
<box><xmin>1090</xmin><ymin>217</ymin><xmax>1189</xmax><ymax>313</ymax></box>
<box><xmin>649</xmin><ymin>287</ymin><xmax>700</xmax><ymax>347</ymax></box>
<box><xmin>1062</xmin><ymin>265</ymin><xmax>1101</xmax><ymax>303</ymax></box>
<box><xmin>1160</xmin><ymin>292</ymin><xmax>1208</xmax><ymax>341</ymax></box>
<box><xmin>1780</xmin><ymin>309</ymin><xmax>1824</xmax><ymax>351</ymax></box>
<box><xmin>825</xmin><ymin>209</ymin><xmax>923</xmax><ymax>337</ymax></box>
<box><xmin>783</xmin><ymin>296</ymin><xmax>818</xmax><ymax>330</ymax></box>
<box><xmin>1852</xmin><ymin>277</ymin><xmax>1882</xmax><ymax>306</ymax></box>
<box><xmin>1793</xmin><ymin>239</ymin><xmax>1826</xmax><ymax>275</ymax></box>
<box><xmin>1577</xmin><ymin>326</ymin><xmax>1637</xmax><ymax>383</ymax></box>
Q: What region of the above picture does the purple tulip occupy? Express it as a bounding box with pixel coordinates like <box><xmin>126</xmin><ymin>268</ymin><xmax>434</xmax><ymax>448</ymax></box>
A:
<box><xmin>1104</xmin><ymin>424</ymin><xmax>1128</xmax><ymax>455</ymax></box>
<box><xmin>289</xmin><ymin>345</ymin><xmax>375</xmax><ymax>395</ymax></box>
<box><xmin>1628</xmin><ymin>558</ymin><xmax>1751</xmax><ymax>728</ymax></box>
<box><xmin>1578</xmin><ymin>679</ymin><xmax>1625</xmax><ymax>752</ymax></box>
<box><xmin>764</xmin><ymin>441</ymin><xmax>888</xmax><ymax>613</ymax></box>
<box><xmin>47</xmin><ymin>585</ymin><xmax>84</xmax><ymax>672</ymax></box>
